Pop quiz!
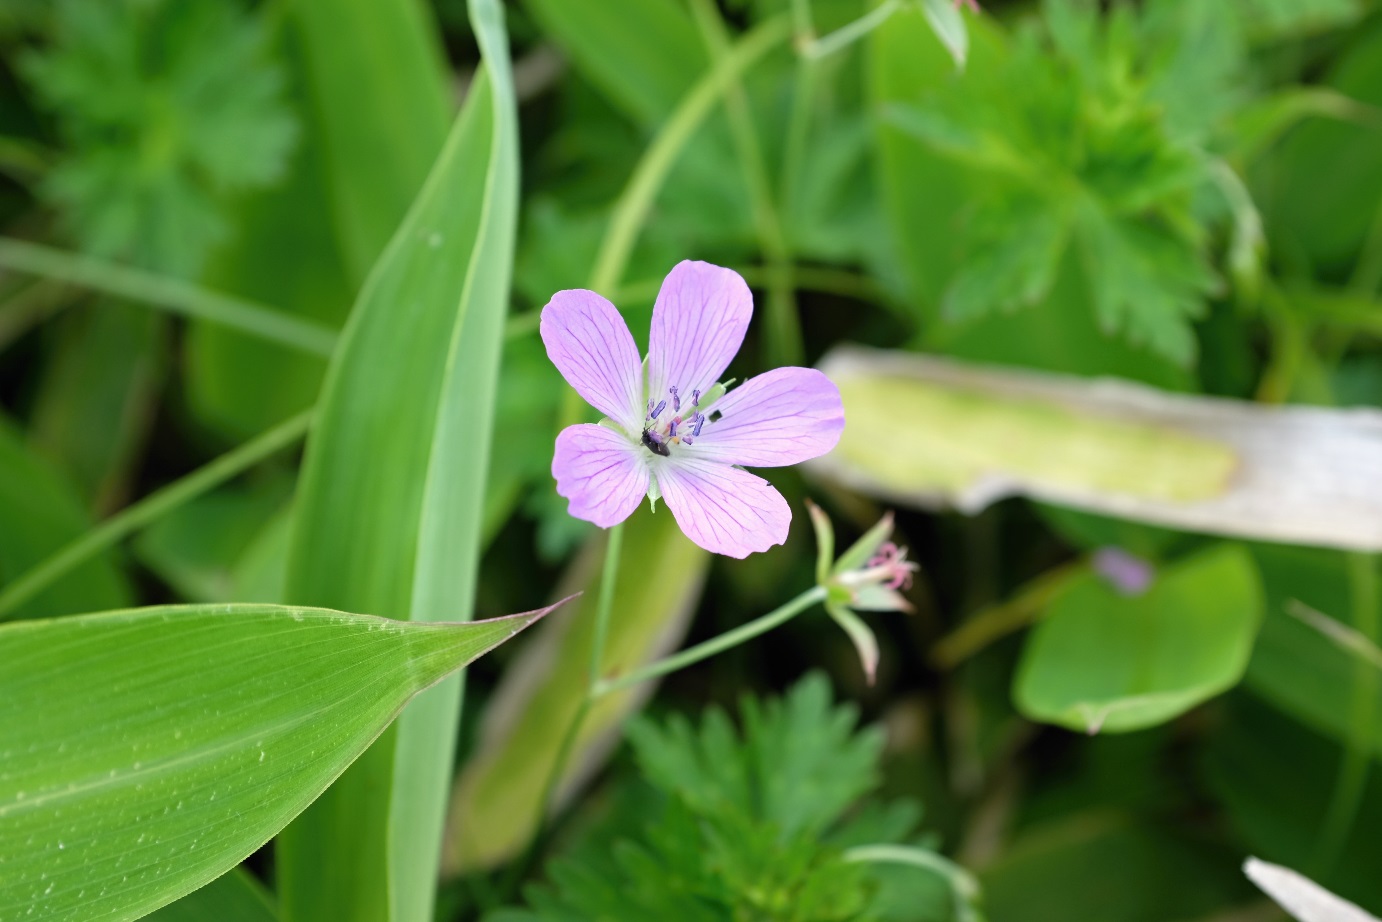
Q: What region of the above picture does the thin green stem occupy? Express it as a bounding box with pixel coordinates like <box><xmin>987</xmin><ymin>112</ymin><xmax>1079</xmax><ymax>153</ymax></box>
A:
<box><xmin>843</xmin><ymin>844</ymin><xmax>982</xmax><ymax>922</ymax></box>
<box><xmin>0</xmin><ymin>238</ymin><xmax>339</xmax><ymax>357</ymax></box>
<box><xmin>802</xmin><ymin>0</ymin><xmax>903</xmax><ymax>60</ymax></box>
<box><xmin>593</xmin><ymin>584</ymin><xmax>827</xmax><ymax>698</ymax></box>
<box><xmin>930</xmin><ymin>560</ymin><xmax>1088</xmax><ymax>669</ymax></box>
<box><xmin>588</xmin><ymin>14</ymin><xmax>792</xmax><ymax>296</ymax></box>
<box><xmin>780</xmin><ymin>57</ymin><xmax>820</xmax><ymax>230</ymax></box>
<box><xmin>1313</xmin><ymin>552</ymin><xmax>1380</xmax><ymax>873</ymax></box>
<box><xmin>560</xmin><ymin>13</ymin><xmax>793</xmax><ymax>430</ymax></box>
<box><xmin>689</xmin><ymin>0</ymin><xmax>803</xmax><ymax>366</ymax></box>
<box><xmin>589</xmin><ymin>522</ymin><xmax>625</xmax><ymax>687</ymax></box>
<box><xmin>0</xmin><ymin>409</ymin><xmax>313</xmax><ymax>619</ymax></box>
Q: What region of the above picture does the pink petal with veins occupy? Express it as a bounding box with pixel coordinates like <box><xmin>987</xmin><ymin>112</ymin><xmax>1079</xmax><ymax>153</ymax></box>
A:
<box><xmin>541</xmin><ymin>289</ymin><xmax>644</xmax><ymax>431</ymax></box>
<box><xmin>553</xmin><ymin>424</ymin><xmax>649</xmax><ymax>528</ymax></box>
<box><xmin>692</xmin><ymin>367</ymin><xmax>844</xmax><ymax>467</ymax></box>
<box><xmin>647</xmin><ymin>261</ymin><xmax>752</xmax><ymax>402</ymax></box>
<box><xmin>655</xmin><ymin>455</ymin><xmax>790</xmax><ymax>558</ymax></box>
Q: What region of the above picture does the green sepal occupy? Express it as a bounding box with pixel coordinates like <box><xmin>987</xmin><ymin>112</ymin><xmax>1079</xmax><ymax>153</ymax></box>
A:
<box><xmin>831</xmin><ymin>511</ymin><xmax>895</xmax><ymax>578</ymax></box>
<box><xmin>826</xmin><ymin>600</ymin><xmax>880</xmax><ymax>685</ymax></box>
<box><xmin>806</xmin><ymin>499</ymin><xmax>835</xmax><ymax>586</ymax></box>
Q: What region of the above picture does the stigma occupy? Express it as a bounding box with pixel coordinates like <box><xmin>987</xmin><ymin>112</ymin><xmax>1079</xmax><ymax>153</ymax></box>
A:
<box><xmin>641</xmin><ymin>384</ymin><xmax>707</xmax><ymax>456</ymax></box>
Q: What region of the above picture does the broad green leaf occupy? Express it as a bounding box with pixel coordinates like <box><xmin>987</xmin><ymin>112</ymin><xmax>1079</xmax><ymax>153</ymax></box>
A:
<box><xmin>0</xmin><ymin>416</ymin><xmax>130</xmax><ymax>620</ymax></box>
<box><xmin>868</xmin><ymin>6</ymin><xmax>1002</xmax><ymax>322</ymax></box>
<box><xmin>147</xmin><ymin>869</ymin><xmax>275</xmax><ymax>922</ymax></box>
<box><xmin>190</xmin><ymin>37</ymin><xmax>352</xmax><ymax>439</ymax></box>
<box><xmin>134</xmin><ymin>484</ymin><xmax>292</xmax><ymax>603</ymax></box>
<box><xmin>30</xmin><ymin>303</ymin><xmax>164</xmax><ymax>512</ymax></box>
<box><xmin>288</xmin><ymin>0</ymin><xmax>449</xmax><ymax>282</ymax></box>
<box><xmin>1253</xmin><ymin>18</ymin><xmax>1382</xmax><ymax>274</ymax></box>
<box><xmin>445</xmin><ymin>507</ymin><xmax>709</xmax><ymax>872</ymax></box>
<box><xmin>1014</xmin><ymin>544</ymin><xmax>1262</xmax><ymax>733</ymax></box>
<box><xmin>191</xmin><ymin>0</ymin><xmax>449</xmax><ymax>439</ymax></box>
<box><xmin>275</xmin><ymin>1</ymin><xmax>519</xmax><ymax>919</ymax></box>
<box><xmin>523</xmin><ymin>0</ymin><xmax>708</xmax><ymax>125</ymax></box>
<box><xmin>0</xmin><ymin>602</ymin><xmax>556</xmax><ymax>922</ymax></box>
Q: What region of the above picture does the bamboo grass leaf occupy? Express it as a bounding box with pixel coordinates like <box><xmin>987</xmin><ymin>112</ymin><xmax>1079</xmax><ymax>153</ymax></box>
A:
<box><xmin>274</xmin><ymin>1</ymin><xmax>520</xmax><ymax>918</ymax></box>
<box><xmin>0</xmin><ymin>602</ymin><xmax>559</xmax><ymax>922</ymax></box>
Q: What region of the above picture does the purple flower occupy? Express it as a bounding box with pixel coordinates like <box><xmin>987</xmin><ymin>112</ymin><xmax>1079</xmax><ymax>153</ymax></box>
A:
<box><xmin>1092</xmin><ymin>547</ymin><xmax>1155</xmax><ymax>596</ymax></box>
<box><xmin>541</xmin><ymin>260</ymin><xmax>845</xmax><ymax>558</ymax></box>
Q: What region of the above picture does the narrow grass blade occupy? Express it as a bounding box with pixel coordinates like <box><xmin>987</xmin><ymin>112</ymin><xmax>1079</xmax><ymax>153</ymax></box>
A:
<box><xmin>0</xmin><ymin>238</ymin><xmax>337</xmax><ymax>357</ymax></box>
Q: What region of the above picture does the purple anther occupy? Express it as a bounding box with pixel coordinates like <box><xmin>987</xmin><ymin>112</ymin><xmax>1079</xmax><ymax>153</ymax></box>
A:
<box><xmin>647</xmin><ymin>398</ymin><xmax>656</xmax><ymax>417</ymax></box>
<box><xmin>670</xmin><ymin>386</ymin><xmax>681</xmax><ymax>412</ymax></box>
<box><xmin>650</xmin><ymin>399</ymin><xmax>666</xmax><ymax>420</ymax></box>
<box><xmin>682</xmin><ymin>436</ymin><xmax>694</xmax><ymax>445</ymax></box>
<box><xmin>668</xmin><ymin>417</ymin><xmax>679</xmax><ymax>438</ymax></box>
<box><xmin>692</xmin><ymin>389</ymin><xmax>701</xmax><ymax>406</ymax></box>
<box><xmin>691</xmin><ymin>413</ymin><xmax>705</xmax><ymax>437</ymax></box>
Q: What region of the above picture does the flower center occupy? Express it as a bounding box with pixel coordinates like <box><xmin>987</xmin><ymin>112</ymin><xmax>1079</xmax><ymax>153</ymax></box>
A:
<box><xmin>640</xmin><ymin>384</ymin><xmax>708</xmax><ymax>457</ymax></box>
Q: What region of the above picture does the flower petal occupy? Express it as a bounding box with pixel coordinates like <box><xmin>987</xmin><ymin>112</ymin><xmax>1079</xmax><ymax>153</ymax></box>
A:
<box><xmin>647</xmin><ymin>261</ymin><xmax>752</xmax><ymax>402</ymax></box>
<box><xmin>655</xmin><ymin>455</ymin><xmax>790</xmax><ymax>558</ymax></box>
<box><xmin>541</xmin><ymin>289</ymin><xmax>644</xmax><ymax>431</ymax></box>
<box><xmin>692</xmin><ymin>367</ymin><xmax>844</xmax><ymax>467</ymax></box>
<box><xmin>553</xmin><ymin>424</ymin><xmax>649</xmax><ymax>528</ymax></box>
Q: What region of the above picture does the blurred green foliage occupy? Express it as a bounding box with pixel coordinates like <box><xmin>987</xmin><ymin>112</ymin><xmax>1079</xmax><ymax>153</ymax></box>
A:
<box><xmin>1</xmin><ymin>0</ymin><xmax>1381</xmax><ymax>918</ymax></box>
<box><xmin>20</xmin><ymin>0</ymin><xmax>296</xmax><ymax>276</ymax></box>
<box><xmin>491</xmin><ymin>675</ymin><xmax>959</xmax><ymax>922</ymax></box>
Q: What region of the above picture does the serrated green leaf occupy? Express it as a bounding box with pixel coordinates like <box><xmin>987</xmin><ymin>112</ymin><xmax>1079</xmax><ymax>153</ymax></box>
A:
<box><xmin>941</xmin><ymin>204</ymin><xmax>1068</xmax><ymax>321</ymax></box>
<box><xmin>1073</xmin><ymin>200</ymin><xmax>1216</xmax><ymax>366</ymax></box>
<box><xmin>20</xmin><ymin>0</ymin><xmax>297</xmax><ymax>277</ymax></box>
<box><xmin>274</xmin><ymin>1</ymin><xmax>519</xmax><ymax>918</ymax></box>
<box><xmin>0</xmin><ymin>602</ymin><xmax>556</xmax><ymax>922</ymax></box>
<box><xmin>493</xmin><ymin>675</ymin><xmax>940</xmax><ymax>922</ymax></box>
<box><xmin>1014</xmin><ymin>544</ymin><xmax>1262</xmax><ymax>733</ymax></box>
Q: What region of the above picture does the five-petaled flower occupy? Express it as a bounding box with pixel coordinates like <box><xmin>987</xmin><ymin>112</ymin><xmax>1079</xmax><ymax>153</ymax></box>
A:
<box><xmin>541</xmin><ymin>260</ymin><xmax>845</xmax><ymax>558</ymax></box>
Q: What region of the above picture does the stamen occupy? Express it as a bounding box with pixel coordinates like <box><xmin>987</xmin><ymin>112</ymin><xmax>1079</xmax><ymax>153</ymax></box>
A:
<box><xmin>668</xmin><ymin>417</ymin><xmax>679</xmax><ymax>438</ymax></box>
<box><xmin>692</xmin><ymin>389</ymin><xmax>701</xmax><ymax>406</ymax></box>
<box><xmin>650</xmin><ymin>399</ymin><xmax>666</xmax><ymax>420</ymax></box>
<box><xmin>691</xmin><ymin>413</ymin><xmax>705</xmax><ymax>437</ymax></box>
<box><xmin>682</xmin><ymin>436</ymin><xmax>694</xmax><ymax>445</ymax></box>
<box><xmin>670</xmin><ymin>386</ymin><xmax>681</xmax><ymax>412</ymax></box>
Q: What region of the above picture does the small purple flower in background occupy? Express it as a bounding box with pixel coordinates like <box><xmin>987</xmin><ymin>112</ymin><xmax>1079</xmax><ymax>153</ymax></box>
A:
<box><xmin>809</xmin><ymin>503</ymin><xmax>919</xmax><ymax>684</ymax></box>
<box><xmin>541</xmin><ymin>260</ymin><xmax>845</xmax><ymax>558</ymax></box>
<box><xmin>1092</xmin><ymin>547</ymin><xmax>1155</xmax><ymax>596</ymax></box>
